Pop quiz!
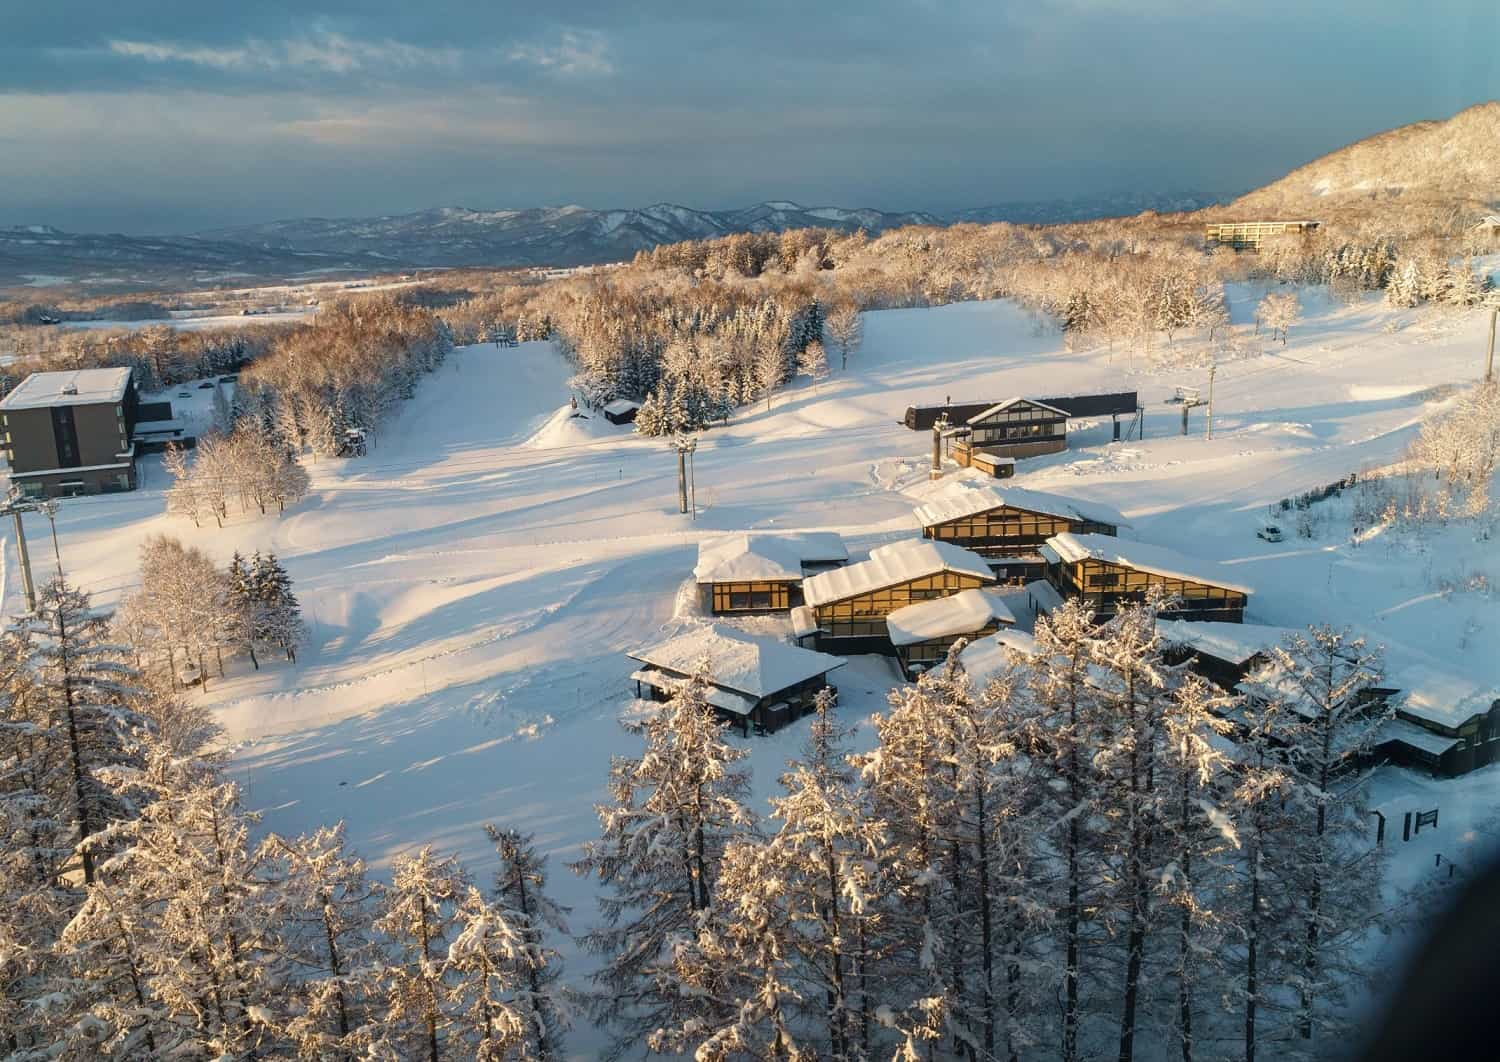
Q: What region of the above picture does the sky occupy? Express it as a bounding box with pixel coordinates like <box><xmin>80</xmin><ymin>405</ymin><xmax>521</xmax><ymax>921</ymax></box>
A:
<box><xmin>2</xmin><ymin>1</ymin><xmax>1496</xmax><ymax>234</ymax></box>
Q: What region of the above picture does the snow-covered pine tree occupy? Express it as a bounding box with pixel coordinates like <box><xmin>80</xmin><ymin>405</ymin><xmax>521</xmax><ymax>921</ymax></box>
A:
<box><xmin>571</xmin><ymin>670</ymin><xmax>755</xmax><ymax>1060</ymax></box>
<box><xmin>253</xmin><ymin>552</ymin><xmax>305</xmax><ymax>662</ymax></box>
<box><xmin>21</xmin><ymin>577</ymin><xmax>147</xmax><ymax>886</ymax></box>
<box><xmin>372</xmin><ymin>845</ymin><xmax>468</xmax><ymax>1061</ymax></box>
<box><xmin>1154</xmin><ymin>673</ymin><xmax>1238</xmax><ymax>1062</ymax></box>
<box><xmin>268</xmin><ymin>823</ymin><xmax>382</xmax><ymax>1058</ymax></box>
<box><xmin>1250</xmin><ymin>626</ymin><xmax>1389</xmax><ymax>1049</ymax></box>
<box><xmin>1023</xmin><ymin>598</ymin><xmax>1107</xmax><ymax>1062</ymax></box>
<box><xmin>633</xmin><ymin>390</ymin><xmax>667</xmax><ymax>437</ymax></box>
<box><xmin>483</xmin><ymin>824</ymin><xmax>570</xmax><ymax>1059</ymax></box>
<box><xmin>1088</xmin><ymin>594</ymin><xmax>1172</xmax><ymax>1062</ymax></box>
<box><xmin>443</xmin><ymin>885</ymin><xmax>543</xmax><ymax>1061</ymax></box>
<box><xmin>678</xmin><ymin>689</ymin><xmax>885</xmax><ymax>1060</ymax></box>
<box><xmin>118</xmin><ymin>757</ymin><xmax>286</xmax><ymax>1058</ymax></box>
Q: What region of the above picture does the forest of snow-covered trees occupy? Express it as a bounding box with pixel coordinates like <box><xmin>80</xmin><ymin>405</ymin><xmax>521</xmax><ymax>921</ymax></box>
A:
<box><xmin>3</xmin><ymin>574</ymin><xmax>1400</xmax><ymax>1060</ymax></box>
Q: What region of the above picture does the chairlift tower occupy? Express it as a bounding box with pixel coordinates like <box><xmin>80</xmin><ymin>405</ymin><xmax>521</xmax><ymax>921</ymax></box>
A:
<box><xmin>675</xmin><ymin>436</ymin><xmax>698</xmax><ymax>519</ymax></box>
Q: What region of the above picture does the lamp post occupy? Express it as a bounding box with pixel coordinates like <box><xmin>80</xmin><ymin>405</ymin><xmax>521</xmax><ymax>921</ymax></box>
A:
<box><xmin>37</xmin><ymin>497</ymin><xmax>61</xmax><ymax>577</ymax></box>
<box><xmin>674</xmin><ymin>436</ymin><xmax>698</xmax><ymax>519</ymax></box>
<box><xmin>1</xmin><ymin>489</ymin><xmax>41</xmax><ymax>612</ymax></box>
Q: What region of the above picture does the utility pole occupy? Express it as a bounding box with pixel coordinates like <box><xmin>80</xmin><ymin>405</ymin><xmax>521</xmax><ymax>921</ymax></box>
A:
<box><xmin>1206</xmin><ymin>362</ymin><xmax>1217</xmax><ymax>440</ymax></box>
<box><xmin>1486</xmin><ymin>303</ymin><xmax>1496</xmax><ymax>383</ymax></box>
<box><xmin>38</xmin><ymin>498</ymin><xmax>62</xmax><ymax>577</ymax></box>
<box><xmin>1</xmin><ymin>493</ymin><xmax>40</xmax><ymax>612</ymax></box>
<box><xmin>675</xmin><ymin>436</ymin><xmax>698</xmax><ymax>518</ymax></box>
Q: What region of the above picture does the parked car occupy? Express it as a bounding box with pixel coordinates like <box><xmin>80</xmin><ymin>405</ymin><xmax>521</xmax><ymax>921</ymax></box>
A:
<box><xmin>198</xmin><ymin>381</ymin><xmax>214</xmax><ymax>388</ymax></box>
<box><xmin>177</xmin><ymin>662</ymin><xmax>203</xmax><ymax>687</ymax></box>
<box><xmin>176</xmin><ymin>390</ymin><xmax>191</xmax><ymax>398</ymax></box>
<box><xmin>1257</xmin><ymin>524</ymin><xmax>1284</xmax><ymax>543</ymax></box>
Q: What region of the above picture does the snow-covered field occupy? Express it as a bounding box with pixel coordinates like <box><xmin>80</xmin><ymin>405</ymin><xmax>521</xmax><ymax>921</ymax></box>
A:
<box><xmin>10</xmin><ymin>283</ymin><xmax>1500</xmax><ymax>1045</ymax></box>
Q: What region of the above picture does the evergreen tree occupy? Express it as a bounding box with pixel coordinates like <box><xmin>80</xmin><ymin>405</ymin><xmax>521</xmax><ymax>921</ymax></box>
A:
<box><xmin>571</xmin><ymin>672</ymin><xmax>755</xmax><ymax>1060</ymax></box>
<box><xmin>443</xmin><ymin>885</ymin><xmax>544</xmax><ymax>1061</ymax></box>
<box><xmin>270</xmin><ymin>823</ymin><xmax>382</xmax><ymax>1059</ymax></box>
<box><xmin>484</xmin><ymin>825</ymin><xmax>570</xmax><ymax>1059</ymax></box>
<box><xmin>372</xmin><ymin>845</ymin><xmax>468</xmax><ymax>1061</ymax></box>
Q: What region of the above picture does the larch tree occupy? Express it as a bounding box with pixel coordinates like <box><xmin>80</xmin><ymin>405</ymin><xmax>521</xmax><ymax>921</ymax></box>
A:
<box><xmin>1250</xmin><ymin>626</ymin><xmax>1388</xmax><ymax>1050</ymax></box>
<box><xmin>570</xmin><ymin>670</ymin><xmax>755</xmax><ymax>1060</ymax></box>
<box><xmin>824</xmin><ymin>302</ymin><xmax>863</xmax><ymax>371</ymax></box>
<box><xmin>484</xmin><ymin>824</ymin><xmax>571</xmax><ymax>1060</ymax></box>
<box><xmin>269</xmin><ymin>823</ymin><xmax>382</xmax><ymax>1059</ymax></box>
<box><xmin>372</xmin><ymin>845</ymin><xmax>468</xmax><ymax>1062</ymax></box>
<box><xmin>442</xmin><ymin>885</ymin><xmax>543</xmax><ymax>1061</ymax></box>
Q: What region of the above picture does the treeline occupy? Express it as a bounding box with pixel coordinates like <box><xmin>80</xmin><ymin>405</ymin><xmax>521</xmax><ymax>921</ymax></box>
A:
<box><xmin>0</xmin><ymin>576</ymin><xmax>1415</xmax><ymax>1060</ymax></box>
<box><xmin>579</xmin><ymin>595</ymin><xmax>1392</xmax><ymax>1062</ymax></box>
<box><xmin>114</xmin><ymin>535</ymin><xmax>305</xmax><ymax>691</ymax></box>
<box><xmin>1</xmin><ymin>578</ymin><xmax>566</xmax><ymax>1059</ymax></box>
<box><xmin>236</xmin><ymin>296</ymin><xmax>454</xmax><ymax>457</ymax></box>
<box><xmin>0</xmin><ymin>321</ymin><xmax>284</xmax><ymax>396</ymax></box>
<box><xmin>163</xmin><ymin>422</ymin><xmax>310</xmax><ymax>528</ymax></box>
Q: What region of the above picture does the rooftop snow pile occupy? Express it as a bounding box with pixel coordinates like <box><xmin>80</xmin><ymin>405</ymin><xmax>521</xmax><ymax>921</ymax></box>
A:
<box><xmin>1158</xmin><ymin>620</ymin><xmax>1300</xmax><ymax>665</ymax></box>
<box><xmin>887</xmin><ymin>588</ymin><xmax>1016</xmax><ymax>646</ymax></box>
<box><xmin>0</xmin><ymin>367</ymin><xmax>131</xmax><ymax>410</ymax></box>
<box><xmin>1041</xmin><ymin>533</ymin><xmax>1254</xmax><ymax>595</ymax></box>
<box><xmin>802</xmin><ymin>539</ymin><xmax>994</xmax><ymax>607</ymax></box>
<box><xmin>958</xmin><ymin>630</ymin><xmax>1040</xmax><ymax>688</ymax></box>
<box><xmin>602</xmin><ymin>398</ymin><xmax>640</xmax><ymax>416</ymax></box>
<box><xmin>913</xmin><ymin>482</ymin><xmax>1129</xmax><ymax>530</ymax></box>
<box><xmin>693</xmin><ymin>532</ymin><xmax>849</xmax><ymax>584</ymax></box>
<box><xmin>627</xmin><ymin>624</ymin><xmax>845</xmax><ymax>698</ymax></box>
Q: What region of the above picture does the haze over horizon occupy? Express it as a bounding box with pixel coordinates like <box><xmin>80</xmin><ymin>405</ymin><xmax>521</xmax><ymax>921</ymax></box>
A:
<box><xmin>4</xmin><ymin>0</ymin><xmax>1496</xmax><ymax>235</ymax></box>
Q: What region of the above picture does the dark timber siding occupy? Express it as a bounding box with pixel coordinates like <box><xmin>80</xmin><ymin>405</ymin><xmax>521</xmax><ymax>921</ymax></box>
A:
<box><xmin>904</xmin><ymin>392</ymin><xmax>1138</xmax><ymax>430</ymax></box>
<box><xmin>1047</xmin><ymin>556</ymin><xmax>1247</xmax><ymax>622</ymax></box>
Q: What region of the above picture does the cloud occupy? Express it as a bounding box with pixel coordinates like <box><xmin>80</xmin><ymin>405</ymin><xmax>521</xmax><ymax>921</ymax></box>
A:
<box><xmin>508</xmin><ymin>30</ymin><xmax>614</xmax><ymax>77</ymax></box>
<box><xmin>107</xmin><ymin>33</ymin><xmax>460</xmax><ymax>75</ymax></box>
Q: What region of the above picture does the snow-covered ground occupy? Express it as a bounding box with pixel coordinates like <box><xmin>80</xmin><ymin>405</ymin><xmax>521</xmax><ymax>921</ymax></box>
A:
<box><xmin>8</xmin><ymin>283</ymin><xmax>1500</xmax><ymax>1047</ymax></box>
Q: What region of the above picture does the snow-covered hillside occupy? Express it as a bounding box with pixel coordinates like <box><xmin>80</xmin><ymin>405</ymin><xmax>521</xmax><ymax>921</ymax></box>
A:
<box><xmin>12</xmin><ymin>283</ymin><xmax>1500</xmax><ymax>1046</ymax></box>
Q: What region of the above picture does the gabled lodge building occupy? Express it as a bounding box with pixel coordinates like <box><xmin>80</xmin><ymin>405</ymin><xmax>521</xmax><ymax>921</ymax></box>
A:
<box><xmin>915</xmin><ymin>483</ymin><xmax>1127</xmax><ymax>583</ymax></box>
<box><xmin>799</xmin><ymin>538</ymin><xmax>995</xmax><ymax>654</ymax></box>
<box><xmin>953</xmin><ymin>397</ymin><xmax>1070</xmax><ymax>463</ymax></box>
<box><xmin>1041</xmin><ymin>532</ymin><xmax>1251</xmax><ymax>623</ymax></box>
<box><xmin>627</xmin><ymin>624</ymin><xmax>846</xmax><ymax>736</ymax></box>
<box><xmin>887</xmin><ymin>588</ymin><xmax>1016</xmax><ymax>677</ymax></box>
<box><xmin>694</xmin><ymin>532</ymin><xmax>848</xmax><ymax>614</ymax></box>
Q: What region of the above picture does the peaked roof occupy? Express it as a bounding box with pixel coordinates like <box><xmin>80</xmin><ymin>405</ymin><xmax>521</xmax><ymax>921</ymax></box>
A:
<box><xmin>967</xmin><ymin>396</ymin><xmax>1070</xmax><ymax>423</ymax></box>
<box><xmin>0</xmin><ymin>368</ymin><xmax>132</xmax><ymax>410</ymax></box>
<box><xmin>913</xmin><ymin>482</ymin><xmax>1129</xmax><ymax>530</ymax></box>
<box><xmin>627</xmin><ymin>624</ymin><xmax>845</xmax><ymax>698</ymax></box>
<box><xmin>887</xmin><ymin>588</ymin><xmax>1017</xmax><ymax>646</ymax></box>
<box><xmin>1041</xmin><ymin>533</ymin><xmax>1254</xmax><ymax>595</ymax></box>
<box><xmin>802</xmin><ymin>539</ymin><xmax>995</xmax><ymax>607</ymax></box>
<box><xmin>693</xmin><ymin>532</ymin><xmax>849</xmax><ymax>583</ymax></box>
<box><xmin>957</xmin><ymin>630</ymin><xmax>1041</xmax><ymax>687</ymax></box>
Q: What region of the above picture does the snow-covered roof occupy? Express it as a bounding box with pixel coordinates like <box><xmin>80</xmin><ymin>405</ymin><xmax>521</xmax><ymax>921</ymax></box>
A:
<box><xmin>1377</xmin><ymin>718</ymin><xmax>1463</xmax><ymax>757</ymax></box>
<box><xmin>887</xmin><ymin>588</ymin><xmax>1016</xmax><ymax>647</ymax></box>
<box><xmin>958</xmin><ymin>630</ymin><xmax>1040</xmax><ymax>688</ymax></box>
<box><xmin>693</xmin><ymin>532</ymin><xmax>849</xmax><ymax>584</ymax></box>
<box><xmin>630</xmin><ymin>668</ymin><xmax>758</xmax><ymax>716</ymax></box>
<box><xmin>1158</xmin><ymin>620</ymin><xmax>1300</xmax><ymax>666</ymax></box>
<box><xmin>802</xmin><ymin>539</ymin><xmax>994</xmax><ymax>607</ymax></box>
<box><xmin>1393</xmin><ymin>663</ymin><xmax>1500</xmax><ymax>729</ymax></box>
<box><xmin>913</xmin><ymin>482</ymin><xmax>1129</xmax><ymax>530</ymax></box>
<box><xmin>0</xmin><ymin>368</ymin><xmax>132</xmax><ymax>410</ymax></box>
<box><xmin>603</xmin><ymin>398</ymin><xmax>640</xmax><ymax>415</ymax></box>
<box><xmin>627</xmin><ymin>624</ymin><xmax>845</xmax><ymax>699</ymax></box>
<box><xmin>789</xmin><ymin>606</ymin><xmax>820</xmax><ymax>640</ymax></box>
<box><xmin>966</xmin><ymin>396</ymin><xmax>1070</xmax><ymax>423</ymax></box>
<box><xmin>1041</xmin><ymin>533</ymin><xmax>1254</xmax><ymax>595</ymax></box>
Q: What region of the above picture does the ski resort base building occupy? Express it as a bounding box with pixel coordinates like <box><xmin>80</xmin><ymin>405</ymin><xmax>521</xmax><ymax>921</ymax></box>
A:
<box><xmin>1041</xmin><ymin>532</ymin><xmax>1251</xmax><ymax>623</ymax></box>
<box><xmin>694</xmin><ymin>532</ymin><xmax>848</xmax><ymax>614</ymax></box>
<box><xmin>0</xmin><ymin>368</ymin><xmax>139</xmax><ymax>498</ymax></box>
<box><xmin>627</xmin><ymin>624</ymin><xmax>846</xmax><ymax>736</ymax></box>
<box><xmin>798</xmin><ymin>538</ymin><xmax>996</xmax><ymax>655</ymax></box>
<box><xmin>916</xmin><ymin>483</ymin><xmax>1127</xmax><ymax>584</ymax></box>
<box><xmin>887</xmin><ymin>587</ymin><xmax>1016</xmax><ymax>678</ymax></box>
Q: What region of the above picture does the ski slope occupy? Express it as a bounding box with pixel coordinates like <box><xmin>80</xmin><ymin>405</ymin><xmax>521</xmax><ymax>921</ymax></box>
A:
<box><xmin>9</xmin><ymin>283</ymin><xmax>1500</xmax><ymax>1047</ymax></box>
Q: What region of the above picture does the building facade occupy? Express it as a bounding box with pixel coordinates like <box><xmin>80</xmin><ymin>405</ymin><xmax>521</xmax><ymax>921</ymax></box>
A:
<box><xmin>953</xmin><ymin>397</ymin><xmax>1070</xmax><ymax>464</ymax></box>
<box><xmin>1204</xmin><ymin>220</ymin><xmax>1319</xmax><ymax>251</ymax></box>
<box><xmin>1042</xmin><ymin>532</ymin><xmax>1251</xmax><ymax>622</ymax></box>
<box><xmin>0</xmin><ymin>368</ymin><xmax>138</xmax><ymax>498</ymax></box>
<box><xmin>802</xmin><ymin>539</ymin><xmax>995</xmax><ymax>653</ymax></box>
<box><xmin>917</xmin><ymin>485</ymin><xmax>1126</xmax><ymax>583</ymax></box>
<box><xmin>694</xmin><ymin>532</ymin><xmax>848</xmax><ymax>615</ymax></box>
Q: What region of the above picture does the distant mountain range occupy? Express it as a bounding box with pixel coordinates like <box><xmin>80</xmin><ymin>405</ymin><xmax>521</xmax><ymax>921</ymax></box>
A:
<box><xmin>7</xmin><ymin>96</ymin><xmax>1499</xmax><ymax>293</ymax></box>
<box><xmin>0</xmin><ymin>192</ymin><xmax>1220</xmax><ymax>289</ymax></box>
